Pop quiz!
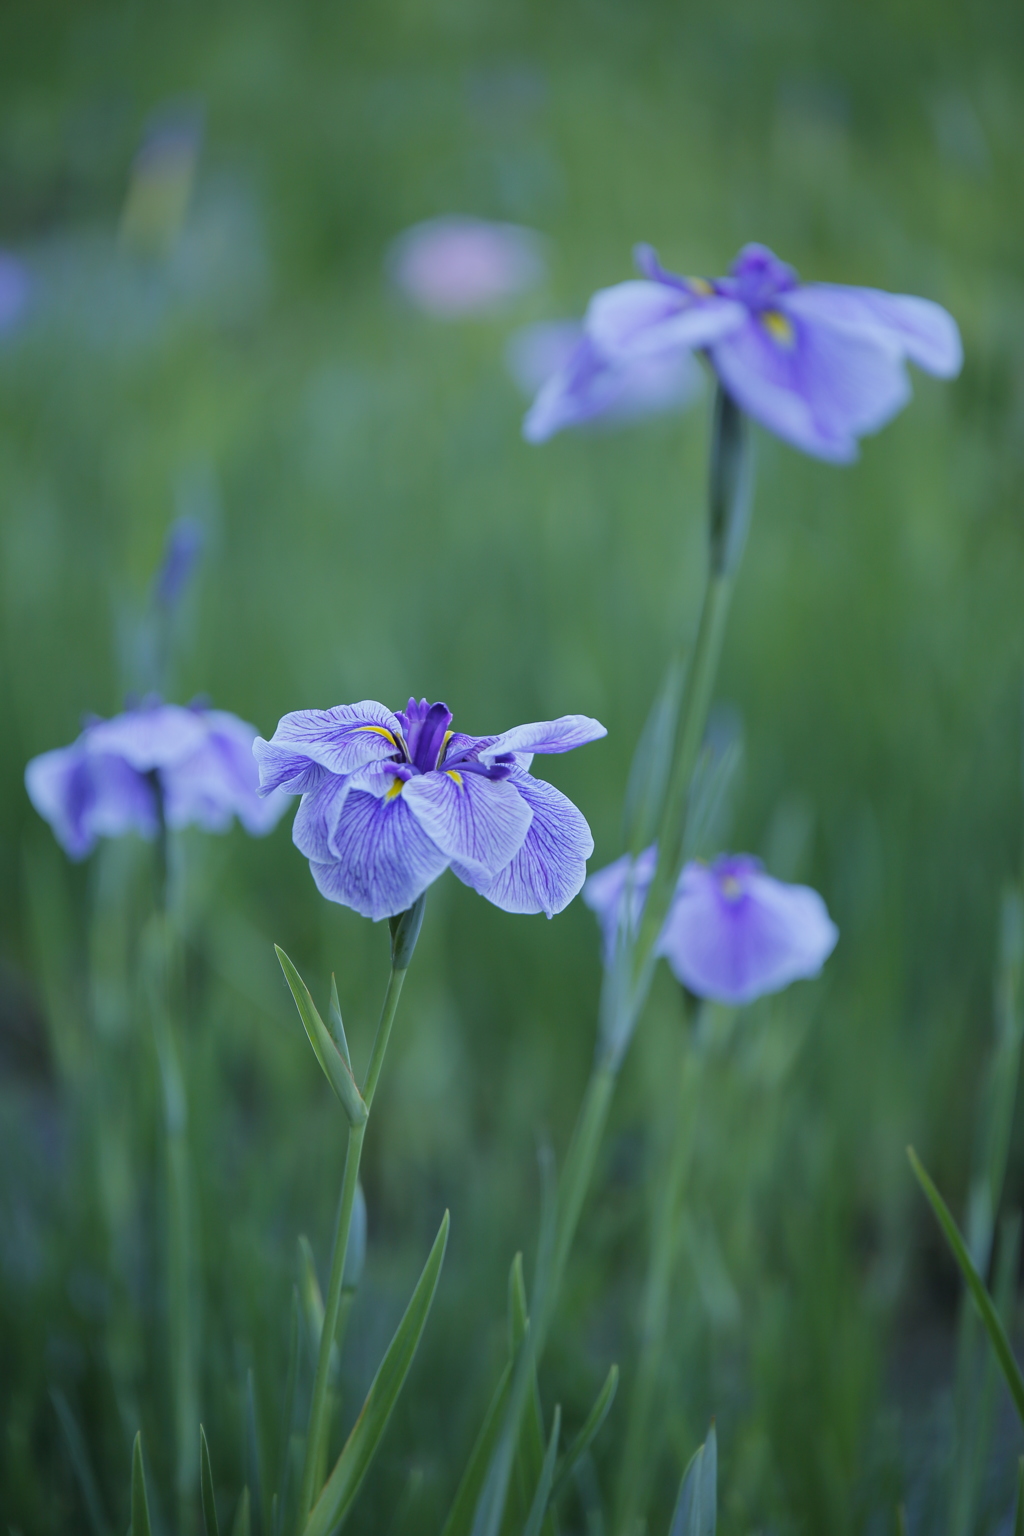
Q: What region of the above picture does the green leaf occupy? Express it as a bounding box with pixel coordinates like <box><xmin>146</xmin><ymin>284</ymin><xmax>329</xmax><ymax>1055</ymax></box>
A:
<box><xmin>507</xmin><ymin>1254</ymin><xmax>548</xmax><ymax>1531</ymax></box>
<box><xmin>522</xmin><ymin>1406</ymin><xmax>561</xmax><ymax>1536</ymax></box>
<box><xmin>200</xmin><ymin>1425</ymin><xmax>220</xmax><ymax>1536</ymax></box>
<box><xmin>549</xmin><ymin>1365</ymin><xmax>618</xmax><ymax>1507</ymax></box>
<box><xmin>908</xmin><ymin>1147</ymin><xmax>1024</xmax><ymax>1427</ymax></box>
<box><xmin>328</xmin><ymin>975</ymin><xmax>352</xmax><ymax>1068</ymax></box>
<box><xmin>668</xmin><ymin>1424</ymin><xmax>716</xmax><ymax>1536</ymax></box>
<box><xmin>246</xmin><ymin>1370</ymin><xmax>265</xmax><ymax>1536</ymax></box>
<box><xmin>440</xmin><ymin>1364</ymin><xmax>513</xmax><ymax>1536</ymax></box>
<box><xmin>131</xmin><ymin>1432</ymin><xmax>152</xmax><ymax>1536</ymax></box>
<box><xmin>303</xmin><ymin>1209</ymin><xmax>450</xmax><ymax>1536</ymax></box>
<box><xmin>232</xmin><ymin>1487</ymin><xmax>252</xmax><ymax>1536</ymax></box>
<box><xmin>51</xmin><ymin>1389</ymin><xmax>110</xmax><ymax>1536</ymax></box>
<box><xmin>275</xmin><ymin>947</ymin><xmax>368</xmax><ymax>1127</ymax></box>
<box><xmin>1014</xmin><ymin>1458</ymin><xmax>1024</xmax><ymax>1536</ymax></box>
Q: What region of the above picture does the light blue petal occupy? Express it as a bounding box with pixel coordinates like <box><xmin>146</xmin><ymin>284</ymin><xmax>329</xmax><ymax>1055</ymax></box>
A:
<box><xmin>163</xmin><ymin>711</ymin><xmax>289</xmax><ymax>836</ymax></box>
<box><xmin>258</xmin><ymin>700</ymin><xmax>403</xmax><ymax>786</ymax></box>
<box><xmin>784</xmin><ymin>284</ymin><xmax>963</xmax><ymax>377</ymax></box>
<box><xmin>483</xmin><ymin>715</ymin><xmax>607</xmax><ymax>759</ymax></box>
<box><xmin>454</xmin><ymin>773</ymin><xmax>594</xmax><ymax>917</ymax></box>
<box><xmin>25</xmin><ymin>741</ymin><xmax>158</xmax><ymax>859</ymax></box>
<box><xmin>87</xmin><ymin>704</ymin><xmax>207</xmax><ymax>770</ymax></box>
<box><xmin>401</xmin><ymin>769</ymin><xmax>533</xmax><ymax>875</ymax></box>
<box><xmin>309</xmin><ymin>789</ymin><xmax>450</xmax><ymax>920</ymax></box>
<box><xmin>587</xmin><ymin>280</ymin><xmax>745</xmax><ymax>359</ymax></box>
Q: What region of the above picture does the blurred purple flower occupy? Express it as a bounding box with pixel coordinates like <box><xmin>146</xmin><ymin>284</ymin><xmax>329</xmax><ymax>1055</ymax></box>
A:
<box><xmin>565</xmin><ymin>242</ymin><xmax>962</xmax><ymax>461</ymax></box>
<box><xmin>388</xmin><ymin>216</ymin><xmax>545</xmax><ymax>318</ymax></box>
<box><xmin>508</xmin><ymin>320</ymin><xmax>703</xmax><ymax>442</ymax></box>
<box><xmin>0</xmin><ymin>252</ymin><xmax>30</xmax><ymax>333</ymax></box>
<box><xmin>254</xmin><ymin>697</ymin><xmax>606</xmax><ymax>920</ymax></box>
<box><xmin>153</xmin><ymin>515</ymin><xmax>205</xmax><ymax>610</ymax></box>
<box><xmin>26</xmin><ymin>700</ymin><xmax>288</xmax><ymax>859</ymax></box>
<box><xmin>584</xmin><ymin>848</ymin><xmax>837</xmax><ymax>1005</ymax></box>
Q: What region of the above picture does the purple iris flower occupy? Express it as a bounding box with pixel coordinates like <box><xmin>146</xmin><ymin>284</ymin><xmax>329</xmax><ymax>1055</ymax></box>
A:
<box><xmin>533</xmin><ymin>242</ymin><xmax>962</xmax><ymax>461</ymax></box>
<box><xmin>584</xmin><ymin>848</ymin><xmax>837</xmax><ymax>1006</ymax></box>
<box><xmin>25</xmin><ymin>700</ymin><xmax>288</xmax><ymax>860</ymax></box>
<box><xmin>508</xmin><ymin>320</ymin><xmax>703</xmax><ymax>442</ymax></box>
<box><xmin>254</xmin><ymin>697</ymin><xmax>607</xmax><ymax>921</ymax></box>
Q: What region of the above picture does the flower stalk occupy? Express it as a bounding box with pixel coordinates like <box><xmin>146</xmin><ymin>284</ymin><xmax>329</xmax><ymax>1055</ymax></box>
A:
<box><xmin>296</xmin><ymin>896</ymin><xmax>424</xmax><ymax>1527</ymax></box>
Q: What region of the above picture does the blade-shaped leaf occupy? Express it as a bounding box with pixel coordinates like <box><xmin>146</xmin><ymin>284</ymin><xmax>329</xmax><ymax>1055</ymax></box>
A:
<box><xmin>276</xmin><ymin>948</ymin><xmax>367</xmax><ymax>1127</ymax></box>
<box><xmin>51</xmin><ymin>1389</ymin><xmax>109</xmax><ymax>1536</ymax></box>
<box><xmin>668</xmin><ymin>1424</ymin><xmax>716</xmax><ymax>1536</ymax></box>
<box><xmin>508</xmin><ymin>1253</ymin><xmax>548</xmax><ymax>1527</ymax></box>
<box><xmin>303</xmin><ymin>1209</ymin><xmax>450</xmax><ymax>1536</ymax></box>
<box><xmin>232</xmin><ymin>1487</ymin><xmax>251</xmax><ymax>1536</ymax></box>
<box><xmin>131</xmin><ymin>1433</ymin><xmax>152</xmax><ymax>1536</ymax></box>
<box><xmin>522</xmin><ymin>1406</ymin><xmax>561</xmax><ymax>1536</ymax></box>
<box><xmin>328</xmin><ymin>975</ymin><xmax>352</xmax><ymax>1068</ymax></box>
<box><xmin>550</xmin><ymin>1365</ymin><xmax>619</xmax><ymax>1506</ymax></box>
<box><xmin>908</xmin><ymin>1147</ymin><xmax>1024</xmax><ymax>1427</ymax></box>
<box><xmin>1014</xmin><ymin>1457</ymin><xmax>1024</xmax><ymax>1536</ymax></box>
<box><xmin>246</xmin><ymin>1370</ymin><xmax>265</xmax><ymax>1536</ymax></box>
<box><xmin>200</xmin><ymin>1425</ymin><xmax>220</xmax><ymax>1536</ymax></box>
<box><xmin>440</xmin><ymin>1364</ymin><xmax>513</xmax><ymax>1536</ymax></box>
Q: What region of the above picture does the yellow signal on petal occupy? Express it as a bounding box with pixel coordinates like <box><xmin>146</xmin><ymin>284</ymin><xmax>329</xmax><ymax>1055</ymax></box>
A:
<box><xmin>357</xmin><ymin>725</ymin><xmax>398</xmax><ymax>746</ymax></box>
<box><xmin>386</xmin><ymin>777</ymin><xmax>404</xmax><ymax>799</ymax></box>
<box><xmin>761</xmin><ymin>310</ymin><xmax>795</xmax><ymax>348</ymax></box>
<box><xmin>446</xmin><ymin>770</ymin><xmax>464</xmax><ymax>786</ymax></box>
<box><xmin>688</xmin><ymin>276</ymin><xmax>714</xmax><ymax>296</ymax></box>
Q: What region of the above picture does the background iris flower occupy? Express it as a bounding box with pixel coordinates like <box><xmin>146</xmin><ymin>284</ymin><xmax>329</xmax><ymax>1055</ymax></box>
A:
<box><xmin>585</xmin><ymin>847</ymin><xmax>838</xmax><ymax>1005</ymax></box>
<box><xmin>255</xmin><ymin>697</ymin><xmax>606</xmax><ymax>920</ymax></box>
<box><xmin>532</xmin><ymin>241</ymin><xmax>962</xmax><ymax>460</ymax></box>
<box><xmin>25</xmin><ymin>699</ymin><xmax>288</xmax><ymax>858</ymax></box>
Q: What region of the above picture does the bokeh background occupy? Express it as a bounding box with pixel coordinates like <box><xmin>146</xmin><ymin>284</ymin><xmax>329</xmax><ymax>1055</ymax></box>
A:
<box><xmin>2</xmin><ymin>0</ymin><xmax>1023</xmax><ymax>1531</ymax></box>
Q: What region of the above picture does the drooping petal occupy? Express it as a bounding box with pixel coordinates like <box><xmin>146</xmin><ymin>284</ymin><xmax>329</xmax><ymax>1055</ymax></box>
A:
<box><xmin>25</xmin><ymin>742</ymin><xmax>158</xmax><ymax>859</ymax></box>
<box><xmin>783</xmin><ymin>284</ymin><xmax>963</xmax><ymax>377</ymax></box>
<box><xmin>482</xmin><ymin>715</ymin><xmax>607</xmax><ymax>760</ymax></box>
<box><xmin>254</xmin><ymin>700</ymin><xmax>403</xmax><ymax>793</ymax></box>
<box><xmin>522</xmin><ymin>333</ymin><xmax>703</xmax><ymax>444</ymax></box>
<box><xmin>710</xmin><ymin>313</ymin><xmax>910</xmax><ymax>462</ymax></box>
<box><xmin>582</xmin><ymin>845</ymin><xmax>658</xmax><ymax>961</ymax></box>
<box><xmin>162</xmin><ymin>711</ymin><xmax>289</xmax><ymax>835</ymax></box>
<box><xmin>658</xmin><ymin>857</ymin><xmax>838</xmax><ymax>1004</ymax></box>
<box><xmin>401</xmin><ymin>769</ymin><xmax>533</xmax><ymax>876</ymax></box>
<box><xmin>310</xmin><ymin>789</ymin><xmax>450</xmax><ymax>921</ymax></box>
<box><xmin>292</xmin><ymin>775</ymin><xmax>354</xmax><ymax>862</ymax></box>
<box><xmin>87</xmin><ymin>704</ymin><xmax>208</xmax><ymax>770</ymax></box>
<box><xmin>454</xmin><ymin>773</ymin><xmax>594</xmax><ymax>917</ymax></box>
<box><xmin>586</xmin><ymin>280</ymin><xmax>745</xmax><ymax>360</ymax></box>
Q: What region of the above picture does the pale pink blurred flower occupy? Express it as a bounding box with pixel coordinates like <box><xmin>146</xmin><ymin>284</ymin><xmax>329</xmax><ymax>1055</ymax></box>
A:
<box><xmin>388</xmin><ymin>216</ymin><xmax>545</xmax><ymax>317</ymax></box>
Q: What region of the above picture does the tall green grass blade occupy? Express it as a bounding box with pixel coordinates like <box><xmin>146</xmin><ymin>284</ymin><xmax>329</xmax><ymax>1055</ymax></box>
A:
<box><xmin>51</xmin><ymin>1389</ymin><xmax>110</xmax><ymax>1536</ymax></box>
<box><xmin>200</xmin><ymin>1424</ymin><xmax>220</xmax><ymax>1536</ymax></box>
<box><xmin>507</xmin><ymin>1253</ymin><xmax>548</xmax><ymax>1532</ymax></box>
<box><xmin>440</xmin><ymin>1364</ymin><xmax>513</xmax><ymax>1536</ymax></box>
<box><xmin>131</xmin><ymin>1433</ymin><xmax>152</xmax><ymax>1536</ymax></box>
<box><xmin>302</xmin><ymin>1209</ymin><xmax>450</xmax><ymax>1536</ymax></box>
<box><xmin>908</xmin><ymin>1147</ymin><xmax>1024</xmax><ymax>1427</ymax></box>
<box><xmin>232</xmin><ymin>1487</ymin><xmax>251</xmax><ymax>1536</ymax></box>
<box><xmin>522</xmin><ymin>1406</ymin><xmax>561</xmax><ymax>1536</ymax></box>
<box><xmin>246</xmin><ymin>1369</ymin><xmax>265</xmax><ymax>1536</ymax></box>
<box><xmin>668</xmin><ymin>1424</ymin><xmax>716</xmax><ymax>1536</ymax></box>
<box><xmin>274</xmin><ymin>1289</ymin><xmax>301</xmax><ymax>1533</ymax></box>
<box><xmin>275</xmin><ymin>948</ymin><xmax>367</xmax><ymax>1127</ymax></box>
<box><xmin>298</xmin><ymin>1235</ymin><xmax>325</xmax><ymax>1354</ymax></box>
<box><xmin>550</xmin><ymin>1365</ymin><xmax>618</xmax><ymax>1507</ymax></box>
<box><xmin>1014</xmin><ymin>1458</ymin><xmax>1024</xmax><ymax>1536</ymax></box>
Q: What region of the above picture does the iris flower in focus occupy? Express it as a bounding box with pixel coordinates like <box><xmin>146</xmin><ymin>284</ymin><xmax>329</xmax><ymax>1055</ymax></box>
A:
<box><xmin>529</xmin><ymin>242</ymin><xmax>962</xmax><ymax>460</ymax></box>
<box><xmin>508</xmin><ymin>319</ymin><xmax>703</xmax><ymax>441</ymax></box>
<box><xmin>388</xmin><ymin>216</ymin><xmax>545</xmax><ymax>318</ymax></box>
<box><xmin>584</xmin><ymin>847</ymin><xmax>837</xmax><ymax>1005</ymax></box>
<box><xmin>26</xmin><ymin>700</ymin><xmax>288</xmax><ymax>859</ymax></box>
<box><xmin>254</xmin><ymin>697</ymin><xmax>606</xmax><ymax>920</ymax></box>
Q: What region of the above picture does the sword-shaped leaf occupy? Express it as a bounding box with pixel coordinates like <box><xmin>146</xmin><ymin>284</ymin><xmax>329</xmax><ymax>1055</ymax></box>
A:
<box><xmin>668</xmin><ymin>1423</ymin><xmax>716</xmax><ymax>1536</ymax></box>
<box><xmin>522</xmin><ymin>1408</ymin><xmax>561</xmax><ymax>1536</ymax></box>
<box><xmin>200</xmin><ymin>1425</ymin><xmax>220</xmax><ymax>1536</ymax></box>
<box><xmin>131</xmin><ymin>1433</ymin><xmax>152</xmax><ymax>1536</ymax></box>
<box><xmin>275</xmin><ymin>948</ymin><xmax>367</xmax><ymax>1127</ymax></box>
<box><xmin>549</xmin><ymin>1365</ymin><xmax>619</xmax><ymax>1507</ymax></box>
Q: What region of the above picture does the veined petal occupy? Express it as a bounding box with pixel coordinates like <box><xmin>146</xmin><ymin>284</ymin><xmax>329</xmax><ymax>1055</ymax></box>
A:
<box><xmin>586</xmin><ymin>280</ymin><xmax>744</xmax><ymax>360</ymax></box>
<box><xmin>710</xmin><ymin>313</ymin><xmax>910</xmax><ymax>461</ymax></box>
<box><xmin>784</xmin><ymin>284</ymin><xmax>963</xmax><ymax>377</ymax></box>
<box><xmin>87</xmin><ymin>704</ymin><xmax>208</xmax><ymax>770</ymax></box>
<box><xmin>454</xmin><ymin>773</ymin><xmax>594</xmax><ymax>917</ymax></box>
<box><xmin>311</xmin><ymin>789</ymin><xmax>450</xmax><ymax>921</ymax></box>
<box><xmin>402</xmin><ymin>769</ymin><xmax>533</xmax><ymax>875</ymax></box>
<box><xmin>482</xmin><ymin>715</ymin><xmax>607</xmax><ymax>760</ymax></box>
<box><xmin>257</xmin><ymin>700</ymin><xmax>403</xmax><ymax>785</ymax></box>
<box><xmin>253</xmin><ymin>739</ymin><xmax>329</xmax><ymax>796</ymax></box>
<box><xmin>292</xmin><ymin>775</ymin><xmax>354</xmax><ymax>862</ymax></box>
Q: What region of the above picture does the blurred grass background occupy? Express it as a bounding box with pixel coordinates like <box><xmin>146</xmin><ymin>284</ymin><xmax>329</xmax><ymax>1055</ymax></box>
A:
<box><xmin>1</xmin><ymin>0</ymin><xmax>1023</xmax><ymax>1531</ymax></box>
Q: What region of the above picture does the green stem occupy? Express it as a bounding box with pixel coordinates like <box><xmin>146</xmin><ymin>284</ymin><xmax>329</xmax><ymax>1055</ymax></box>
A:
<box><xmin>614</xmin><ymin>1018</ymin><xmax>703</xmax><ymax>1536</ymax></box>
<box><xmin>297</xmin><ymin>961</ymin><xmax>409</xmax><ymax>1527</ymax></box>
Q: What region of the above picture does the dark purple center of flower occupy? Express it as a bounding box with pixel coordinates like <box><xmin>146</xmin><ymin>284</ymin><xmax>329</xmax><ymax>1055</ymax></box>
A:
<box><xmin>711</xmin><ymin>853</ymin><xmax>761</xmax><ymax>903</ymax></box>
<box><xmin>390</xmin><ymin>698</ymin><xmax>515</xmax><ymax>782</ymax></box>
<box><xmin>720</xmin><ymin>244</ymin><xmax>799</xmax><ymax>310</ymax></box>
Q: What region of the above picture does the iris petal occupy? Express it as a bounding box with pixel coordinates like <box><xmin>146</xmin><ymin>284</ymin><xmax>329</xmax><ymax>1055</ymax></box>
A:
<box><xmin>253</xmin><ymin>700</ymin><xmax>403</xmax><ymax>792</ymax></box>
<box><xmin>311</xmin><ymin>789</ymin><xmax>450</xmax><ymax>921</ymax></box>
<box><xmin>783</xmin><ymin>284</ymin><xmax>963</xmax><ymax>377</ymax></box>
<box><xmin>401</xmin><ymin>770</ymin><xmax>533</xmax><ymax>875</ymax></box>
<box><xmin>483</xmin><ymin>715</ymin><xmax>607</xmax><ymax>760</ymax></box>
<box><xmin>587</xmin><ymin>281</ymin><xmax>745</xmax><ymax>359</ymax></box>
<box><xmin>454</xmin><ymin>773</ymin><xmax>594</xmax><ymax>917</ymax></box>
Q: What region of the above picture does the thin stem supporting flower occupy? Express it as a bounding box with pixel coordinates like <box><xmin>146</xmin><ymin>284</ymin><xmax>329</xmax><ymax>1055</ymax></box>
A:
<box><xmin>297</xmin><ymin>900</ymin><xmax>423</xmax><ymax>1528</ymax></box>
